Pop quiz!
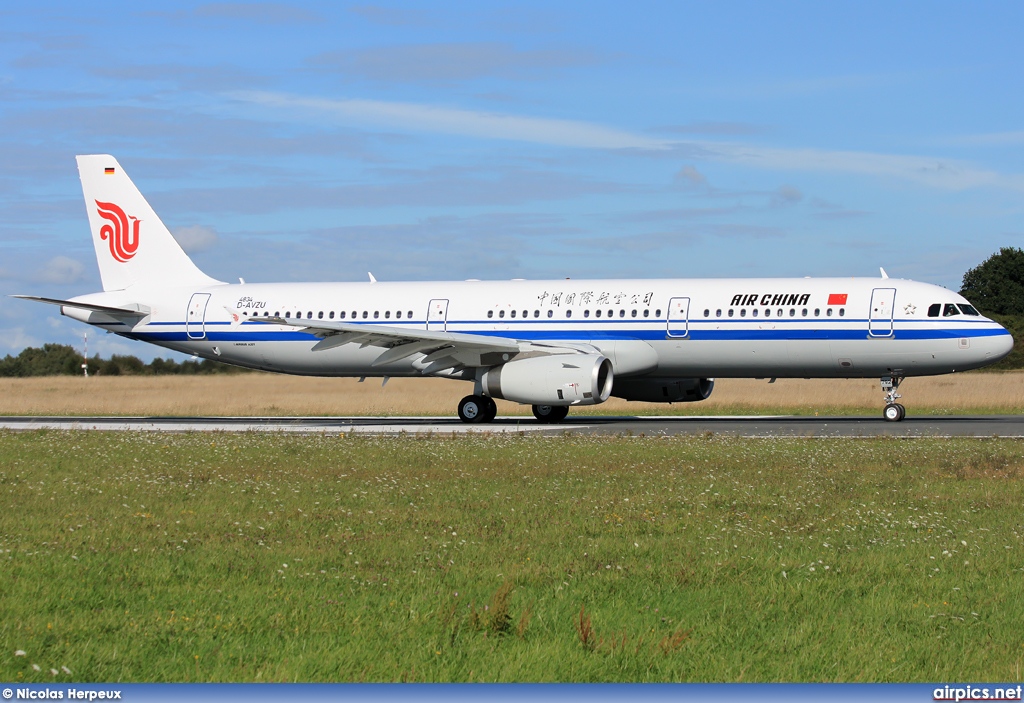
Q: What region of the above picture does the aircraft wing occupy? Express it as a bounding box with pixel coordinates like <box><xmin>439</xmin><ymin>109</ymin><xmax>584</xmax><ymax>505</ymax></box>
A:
<box><xmin>247</xmin><ymin>315</ymin><xmax>583</xmax><ymax>374</ymax></box>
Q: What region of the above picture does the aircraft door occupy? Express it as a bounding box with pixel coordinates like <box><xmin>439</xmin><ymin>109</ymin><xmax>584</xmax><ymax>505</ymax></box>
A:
<box><xmin>666</xmin><ymin>297</ymin><xmax>690</xmax><ymax>338</ymax></box>
<box><xmin>186</xmin><ymin>293</ymin><xmax>212</xmax><ymax>340</ymax></box>
<box><xmin>869</xmin><ymin>288</ymin><xmax>896</xmax><ymax>337</ymax></box>
<box><xmin>426</xmin><ymin>298</ymin><xmax>449</xmax><ymax>332</ymax></box>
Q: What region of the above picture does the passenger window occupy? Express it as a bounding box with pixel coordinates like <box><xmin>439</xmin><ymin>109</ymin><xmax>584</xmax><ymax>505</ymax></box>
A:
<box><xmin>777</xmin><ymin>308</ymin><xmax>783</xmax><ymax>317</ymax></box>
<box><xmin>728</xmin><ymin>309</ymin><xmax>734</xmax><ymax>317</ymax></box>
<box><xmin>396</xmin><ymin>311</ymin><xmax>402</xmax><ymax>319</ymax></box>
<box><xmin>752</xmin><ymin>309</ymin><xmax>758</xmax><ymax>317</ymax></box>
<box><xmin>487</xmin><ymin>310</ymin><xmax>493</xmax><ymax>319</ymax></box>
<box><xmin>584</xmin><ymin>310</ymin><xmax>590</xmax><ymax>318</ymax></box>
<box><xmin>362</xmin><ymin>311</ymin><xmax>368</xmax><ymax>319</ymax></box>
<box><xmin>716</xmin><ymin>309</ymin><xmax>722</xmax><ymax>318</ymax></box>
<box><xmin>339</xmin><ymin>311</ymin><xmax>346</xmax><ymax>319</ymax></box>
<box><xmin>814</xmin><ymin>308</ymin><xmax>819</xmax><ymax>317</ymax></box>
<box><xmin>943</xmin><ymin>304</ymin><xmax>960</xmax><ymax>317</ymax></box>
<box><xmin>534</xmin><ymin>310</ymin><xmax>539</xmax><ymax>318</ymax></box>
<box><xmin>631</xmin><ymin>309</ymin><xmax>637</xmax><ymax>318</ymax></box>
<box><xmin>285</xmin><ymin>312</ymin><xmax>291</xmax><ymax>318</ymax></box>
<box><xmin>801</xmin><ymin>308</ymin><xmax>807</xmax><ymax>317</ymax></box>
<box><xmin>547</xmin><ymin>310</ymin><xmax>553</xmax><ymax>318</ymax></box>
<box><xmin>644</xmin><ymin>309</ymin><xmax>650</xmax><ymax>318</ymax></box>
<box><xmin>352</xmin><ymin>311</ymin><xmax>357</xmax><ymax>319</ymax></box>
<box><xmin>566</xmin><ymin>310</ymin><xmax>572</xmax><ymax>318</ymax></box>
<box><xmin>741</xmin><ymin>309</ymin><xmax>747</xmax><ymax>318</ymax></box>
<box><xmin>329</xmin><ymin>311</ymin><xmax>334</xmax><ymax>319</ymax></box>
<box><xmin>373</xmin><ymin>311</ymin><xmax>379</xmax><ymax>319</ymax></box>
<box><xmin>308</xmin><ymin>311</ymin><xmax>313</xmax><ymax>319</ymax></box>
<box><xmin>523</xmin><ymin>310</ymin><xmax>528</xmax><ymax>318</ymax></box>
<box><xmin>827</xmin><ymin>309</ymin><xmax>833</xmax><ymax>317</ymax></box>
<box><xmin>703</xmin><ymin>309</ymin><xmax>710</xmax><ymax>317</ymax></box>
<box><xmin>318</xmin><ymin>311</ymin><xmax>324</xmax><ymax>319</ymax></box>
<box><xmin>499</xmin><ymin>310</ymin><xmax>505</xmax><ymax>318</ymax></box>
<box><xmin>764</xmin><ymin>308</ymin><xmax>770</xmax><ymax>317</ymax></box>
<box><xmin>510</xmin><ymin>310</ymin><xmax>516</xmax><ymax>318</ymax></box>
<box><xmin>595</xmin><ymin>309</ymin><xmax>602</xmax><ymax>318</ymax></box>
<box><xmin>927</xmin><ymin>303</ymin><xmax>941</xmax><ymax>317</ymax></box>
<box><xmin>619</xmin><ymin>309</ymin><xmax>625</xmax><ymax>318</ymax></box>
<box><xmin>655</xmin><ymin>309</ymin><xmax>661</xmax><ymax>317</ymax></box>
<box><xmin>839</xmin><ymin>309</ymin><xmax>845</xmax><ymax>317</ymax></box>
<box><xmin>789</xmin><ymin>309</ymin><xmax>796</xmax><ymax>317</ymax></box>
<box><xmin>384</xmin><ymin>311</ymin><xmax>391</xmax><ymax>319</ymax></box>
<box><xmin>958</xmin><ymin>304</ymin><xmax>980</xmax><ymax>316</ymax></box>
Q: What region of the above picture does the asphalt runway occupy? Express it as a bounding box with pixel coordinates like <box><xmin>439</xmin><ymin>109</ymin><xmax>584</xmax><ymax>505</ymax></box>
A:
<box><xmin>1</xmin><ymin>414</ymin><xmax>1022</xmax><ymax>437</ymax></box>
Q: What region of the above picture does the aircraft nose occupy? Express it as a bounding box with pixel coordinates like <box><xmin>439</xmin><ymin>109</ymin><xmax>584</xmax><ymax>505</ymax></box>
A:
<box><xmin>985</xmin><ymin>327</ymin><xmax>1015</xmax><ymax>363</ymax></box>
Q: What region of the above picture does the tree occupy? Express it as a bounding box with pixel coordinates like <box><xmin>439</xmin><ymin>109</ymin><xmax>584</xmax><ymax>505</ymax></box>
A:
<box><xmin>959</xmin><ymin>247</ymin><xmax>1024</xmax><ymax>315</ymax></box>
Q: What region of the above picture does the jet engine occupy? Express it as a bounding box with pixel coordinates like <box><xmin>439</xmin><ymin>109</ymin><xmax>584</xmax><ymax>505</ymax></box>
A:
<box><xmin>481</xmin><ymin>354</ymin><xmax>613</xmax><ymax>406</ymax></box>
<box><xmin>611</xmin><ymin>377</ymin><xmax>715</xmax><ymax>403</ymax></box>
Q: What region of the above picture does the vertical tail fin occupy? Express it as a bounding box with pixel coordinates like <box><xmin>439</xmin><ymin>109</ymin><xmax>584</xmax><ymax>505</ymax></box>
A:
<box><xmin>77</xmin><ymin>155</ymin><xmax>221</xmax><ymax>291</ymax></box>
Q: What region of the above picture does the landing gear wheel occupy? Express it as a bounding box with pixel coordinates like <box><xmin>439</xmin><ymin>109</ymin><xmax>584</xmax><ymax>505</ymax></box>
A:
<box><xmin>458</xmin><ymin>395</ymin><xmax>486</xmax><ymax>424</ymax></box>
<box><xmin>883</xmin><ymin>404</ymin><xmax>903</xmax><ymax>422</ymax></box>
<box><xmin>481</xmin><ymin>397</ymin><xmax>498</xmax><ymax>423</ymax></box>
<box><xmin>532</xmin><ymin>404</ymin><xmax>569</xmax><ymax>423</ymax></box>
<box><xmin>880</xmin><ymin>373</ymin><xmax>906</xmax><ymax>423</ymax></box>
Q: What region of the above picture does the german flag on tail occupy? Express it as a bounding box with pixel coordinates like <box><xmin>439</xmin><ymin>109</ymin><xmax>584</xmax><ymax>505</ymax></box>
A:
<box><xmin>104</xmin><ymin>167</ymin><xmax>115</xmax><ymax>175</ymax></box>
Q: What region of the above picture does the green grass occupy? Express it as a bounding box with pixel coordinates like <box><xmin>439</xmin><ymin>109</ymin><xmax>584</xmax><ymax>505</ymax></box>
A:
<box><xmin>2</xmin><ymin>431</ymin><xmax>1024</xmax><ymax>682</ymax></box>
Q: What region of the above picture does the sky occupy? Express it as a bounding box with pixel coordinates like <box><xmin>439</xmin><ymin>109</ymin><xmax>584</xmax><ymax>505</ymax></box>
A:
<box><xmin>1</xmin><ymin>1</ymin><xmax>1022</xmax><ymax>360</ymax></box>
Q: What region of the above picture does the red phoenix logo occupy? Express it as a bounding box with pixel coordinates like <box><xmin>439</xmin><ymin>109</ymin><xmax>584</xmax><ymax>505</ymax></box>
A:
<box><xmin>95</xmin><ymin>200</ymin><xmax>140</xmax><ymax>262</ymax></box>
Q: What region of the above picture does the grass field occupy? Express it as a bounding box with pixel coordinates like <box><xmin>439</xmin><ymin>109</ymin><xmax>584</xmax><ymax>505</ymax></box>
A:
<box><xmin>2</xmin><ymin>431</ymin><xmax>1024</xmax><ymax>682</ymax></box>
<box><xmin>1</xmin><ymin>371</ymin><xmax>1022</xmax><ymax>417</ymax></box>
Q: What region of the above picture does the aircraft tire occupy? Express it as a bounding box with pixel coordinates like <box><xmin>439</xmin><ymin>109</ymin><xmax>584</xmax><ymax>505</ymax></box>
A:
<box><xmin>458</xmin><ymin>395</ymin><xmax>487</xmax><ymax>423</ymax></box>
<box><xmin>532</xmin><ymin>404</ymin><xmax>570</xmax><ymax>423</ymax></box>
<box><xmin>883</xmin><ymin>404</ymin><xmax>903</xmax><ymax>422</ymax></box>
<box><xmin>481</xmin><ymin>397</ymin><xmax>498</xmax><ymax>423</ymax></box>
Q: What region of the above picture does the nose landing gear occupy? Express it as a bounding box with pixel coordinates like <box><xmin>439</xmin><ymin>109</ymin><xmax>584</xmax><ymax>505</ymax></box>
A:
<box><xmin>881</xmin><ymin>374</ymin><xmax>906</xmax><ymax>422</ymax></box>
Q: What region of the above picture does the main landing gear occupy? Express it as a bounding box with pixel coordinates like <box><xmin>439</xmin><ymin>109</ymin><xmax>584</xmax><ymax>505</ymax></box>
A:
<box><xmin>457</xmin><ymin>395</ymin><xmax>498</xmax><ymax>424</ymax></box>
<box><xmin>456</xmin><ymin>396</ymin><xmax>571</xmax><ymax>424</ymax></box>
<box><xmin>532</xmin><ymin>404</ymin><xmax>569</xmax><ymax>423</ymax></box>
<box><xmin>881</xmin><ymin>374</ymin><xmax>906</xmax><ymax>422</ymax></box>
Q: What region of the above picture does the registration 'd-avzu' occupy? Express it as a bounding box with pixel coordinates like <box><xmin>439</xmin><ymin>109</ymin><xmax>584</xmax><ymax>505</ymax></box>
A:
<box><xmin>17</xmin><ymin>156</ymin><xmax>1015</xmax><ymax>423</ymax></box>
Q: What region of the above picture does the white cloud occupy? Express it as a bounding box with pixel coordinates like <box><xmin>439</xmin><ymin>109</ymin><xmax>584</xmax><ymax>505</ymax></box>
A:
<box><xmin>230</xmin><ymin>92</ymin><xmax>1024</xmax><ymax>192</ymax></box>
<box><xmin>771</xmin><ymin>185</ymin><xmax>803</xmax><ymax>207</ymax></box>
<box><xmin>693</xmin><ymin>141</ymin><xmax>1024</xmax><ymax>192</ymax></box>
<box><xmin>173</xmin><ymin>225</ymin><xmax>219</xmax><ymax>253</ymax></box>
<box><xmin>674</xmin><ymin>165</ymin><xmax>707</xmax><ymax>188</ymax></box>
<box><xmin>36</xmin><ymin>255</ymin><xmax>85</xmax><ymax>285</ymax></box>
<box><xmin>231</xmin><ymin>91</ymin><xmax>670</xmax><ymax>150</ymax></box>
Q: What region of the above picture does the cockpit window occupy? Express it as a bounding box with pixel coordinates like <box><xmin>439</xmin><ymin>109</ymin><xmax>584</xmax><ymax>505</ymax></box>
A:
<box><xmin>958</xmin><ymin>304</ymin><xmax>980</xmax><ymax>316</ymax></box>
<box><xmin>927</xmin><ymin>303</ymin><xmax>941</xmax><ymax>318</ymax></box>
<box><xmin>943</xmin><ymin>304</ymin><xmax>960</xmax><ymax>317</ymax></box>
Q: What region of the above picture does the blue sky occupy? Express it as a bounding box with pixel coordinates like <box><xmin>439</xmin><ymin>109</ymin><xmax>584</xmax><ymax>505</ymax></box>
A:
<box><xmin>1</xmin><ymin>1</ymin><xmax>1022</xmax><ymax>360</ymax></box>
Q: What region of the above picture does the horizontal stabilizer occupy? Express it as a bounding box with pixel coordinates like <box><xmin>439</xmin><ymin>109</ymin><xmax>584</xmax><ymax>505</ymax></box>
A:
<box><xmin>12</xmin><ymin>295</ymin><xmax>150</xmax><ymax>316</ymax></box>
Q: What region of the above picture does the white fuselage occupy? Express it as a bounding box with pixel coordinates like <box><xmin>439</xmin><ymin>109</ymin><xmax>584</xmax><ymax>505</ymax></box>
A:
<box><xmin>66</xmin><ymin>276</ymin><xmax>1012</xmax><ymax>382</ymax></box>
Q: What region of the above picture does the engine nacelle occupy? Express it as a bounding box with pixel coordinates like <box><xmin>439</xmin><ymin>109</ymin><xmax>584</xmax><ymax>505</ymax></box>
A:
<box><xmin>482</xmin><ymin>354</ymin><xmax>613</xmax><ymax>406</ymax></box>
<box><xmin>611</xmin><ymin>377</ymin><xmax>715</xmax><ymax>403</ymax></box>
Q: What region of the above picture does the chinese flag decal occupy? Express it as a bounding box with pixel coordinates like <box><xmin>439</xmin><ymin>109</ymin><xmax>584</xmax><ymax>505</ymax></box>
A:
<box><xmin>827</xmin><ymin>293</ymin><xmax>848</xmax><ymax>306</ymax></box>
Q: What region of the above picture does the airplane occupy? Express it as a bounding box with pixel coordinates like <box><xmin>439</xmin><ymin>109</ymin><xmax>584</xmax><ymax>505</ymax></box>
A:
<box><xmin>15</xmin><ymin>155</ymin><xmax>1015</xmax><ymax>424</ymax></box>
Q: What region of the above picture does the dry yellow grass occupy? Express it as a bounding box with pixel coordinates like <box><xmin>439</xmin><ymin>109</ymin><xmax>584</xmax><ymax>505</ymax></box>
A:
<box><xmin>0</xmin><ymin>371</ymin><xmax>1022</xmax><ymax>416</ymax></box>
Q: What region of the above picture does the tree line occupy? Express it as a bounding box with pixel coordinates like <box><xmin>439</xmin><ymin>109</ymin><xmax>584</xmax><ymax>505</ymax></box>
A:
<box><xmin>0</xmin><ymin>344</ymin><xmax>252</xmax><ymax>377</ymax></box>
<box><xmin>2</xmin><ymin>248</ymin><xmax>1021</xmax><ymax>376</ymax></box>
